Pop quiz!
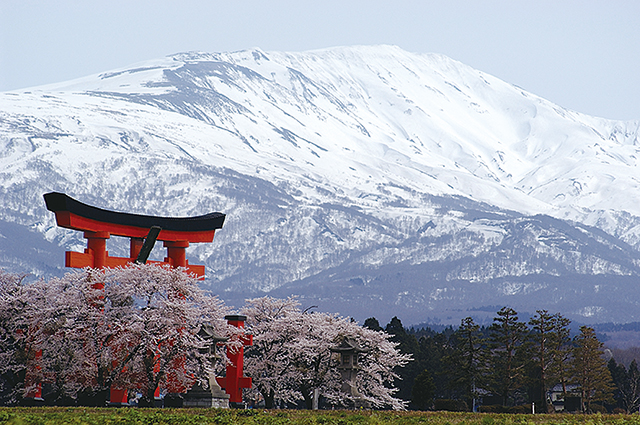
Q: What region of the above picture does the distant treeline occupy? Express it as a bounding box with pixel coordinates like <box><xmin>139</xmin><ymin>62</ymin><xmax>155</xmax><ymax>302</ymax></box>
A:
<box><xmin>410</xmin><ymin>318</ymin><xmax>640</xmax><ymax>335</ymax></box>
<box><xmin>594</xmin><ymin>322</ymin><xmax>640</xmax><ymax>333</ymax></box>
<box><xmin>367</xmin><ymin>307</ymin><xmax>639</xmax><ymax>413</ymax></box>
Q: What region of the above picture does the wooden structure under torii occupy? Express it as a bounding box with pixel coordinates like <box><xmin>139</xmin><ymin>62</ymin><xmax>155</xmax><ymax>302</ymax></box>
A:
<box><xmin>43</xmin><ymin>192</ymin><xmax>225</xmax><ymax>278</ymax></box>
<box><xmin>40</xmin><ymin>192</ymin><xmax>232</xmax><ymax>405</ymax></box>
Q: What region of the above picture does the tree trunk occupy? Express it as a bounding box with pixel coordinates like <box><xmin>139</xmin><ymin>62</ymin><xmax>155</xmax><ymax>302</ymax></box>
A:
<box><xmin>138</xmin><ymin>387</ymin><xmax>157</xmax><ymax>408</ymax></box>
<box><xmin>300</xmin><ymin>384</ymin><xmax>313</xmax><ymax>409</ymax></box>
<box><xmin>262</xmin><ymin>388</ymin><xmax>275</xmax><ymax>409</ymax></box>
<box><xmin>540</xmin><ymin>372</ymin><xmax>547</xmax><ymax>413</ymax></box>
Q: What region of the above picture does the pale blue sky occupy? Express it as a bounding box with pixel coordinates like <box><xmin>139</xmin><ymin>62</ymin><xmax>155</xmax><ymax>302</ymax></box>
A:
<box><xmin>1</xmin><ymin>0</ymin><xmax>638</xmax><ymax>120</ymax></box>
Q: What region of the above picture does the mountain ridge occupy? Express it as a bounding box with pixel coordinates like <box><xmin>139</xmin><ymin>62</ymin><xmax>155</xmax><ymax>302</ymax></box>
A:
<box><xmin>2</xmin><ymin>45</ymin><xmax>640</xmax><ymax>325</ymax></box>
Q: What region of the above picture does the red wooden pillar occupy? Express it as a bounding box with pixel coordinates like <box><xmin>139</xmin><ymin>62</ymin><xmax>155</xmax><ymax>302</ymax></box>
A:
<box><xmin>85</xmin><ymin>231</ymin><xmax>110</xmax><ymax>268</ymax></box>
<box><xmin>164</xmin><ymin>241</ymin><xmax>188</xmax><ymax>267</ymax></box>
<box><xmin>84</xmin><ymin>231</ymin><xmax>124</xmax><ymax>405</ymax></box>
<box><xmin>217</xmin><ymin>315</ymin><xmax>252</xmax><ymax>407</ymax></box>
<box><xmin>23</xmin><ymin>349</ymin><xmax>43</xmax><ymax>401</ymax></box>
<box><xmin>109</xmin><ymin>388</ymin><xmax>128</xmax><ymax>405</ymax></box>
<box><xmin>130</xmin><ymin>238</ymin><xmax>144</xmax><ymax>261</ymax></box>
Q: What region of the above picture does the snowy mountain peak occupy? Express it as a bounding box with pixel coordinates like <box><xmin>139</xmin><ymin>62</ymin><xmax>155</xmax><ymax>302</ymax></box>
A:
<box><xmin>2</xmin><ymin>45</ymin><xmax>640</xmax><ymax>324</ymax></box>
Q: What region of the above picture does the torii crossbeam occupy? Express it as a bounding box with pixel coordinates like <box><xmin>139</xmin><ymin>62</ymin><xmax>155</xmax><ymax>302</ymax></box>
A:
<box><xmin>44</xmin><ymin>192</ymin><xmax>225</xmax><ymax>278</ymax></box>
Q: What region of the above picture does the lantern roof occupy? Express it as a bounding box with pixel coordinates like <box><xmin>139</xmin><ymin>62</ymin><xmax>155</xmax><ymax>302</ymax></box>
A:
<box><xmin>198</xmin><ymin>323</ymin><xmax>228</xmax><ymax>343</ymax></box>
<box><xmin>330</xmin><ymin>336</ymin><xmax>368</xmax><ymax>353</ymax></box>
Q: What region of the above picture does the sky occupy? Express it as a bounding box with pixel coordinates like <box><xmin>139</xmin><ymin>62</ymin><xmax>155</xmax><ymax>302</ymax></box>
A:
<box><xmin>0</xmin><ymin>1</ymin><xmax>639</xmax><ymax>121</ymax></box>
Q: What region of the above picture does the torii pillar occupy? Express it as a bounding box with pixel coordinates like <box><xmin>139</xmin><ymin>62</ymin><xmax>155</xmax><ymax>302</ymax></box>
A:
<box><xmin>216</xmin><ymin>315</ymin><xmax>253</xmax><ymax>408</ymax></box>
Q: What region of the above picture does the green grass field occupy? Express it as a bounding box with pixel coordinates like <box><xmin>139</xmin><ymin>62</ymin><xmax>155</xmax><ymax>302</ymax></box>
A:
<box><xmin>1</xmin><ymin>408</ymin><xmax>640</xmax><ymax>425</ymax></box>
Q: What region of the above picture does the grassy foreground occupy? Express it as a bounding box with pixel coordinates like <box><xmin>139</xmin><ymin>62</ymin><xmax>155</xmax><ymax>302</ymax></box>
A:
<box><xmin>1</xmin><ymin>408</ymin><xmax>640</xmax><ymax>425</ymax></box>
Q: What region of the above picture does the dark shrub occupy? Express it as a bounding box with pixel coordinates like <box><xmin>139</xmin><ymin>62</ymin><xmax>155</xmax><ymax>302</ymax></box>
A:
<box><xmin>590</xmin><ymin>404</ymin><xmax>607</xmax><ymax>413</ymax></box>
<box><xmin>506</xmin><ymin>404</ymin><xmax>531</xmax><ymax>414</ymax></box>
<box><xmin>478</xmin><ymin>404</ymin><xmax>504</xmax><ymax>413</ymax></box>
<box><xmin>434</xmin><ymin>399</ymin><xmax>468</xmax><ymax>411</ymax></box>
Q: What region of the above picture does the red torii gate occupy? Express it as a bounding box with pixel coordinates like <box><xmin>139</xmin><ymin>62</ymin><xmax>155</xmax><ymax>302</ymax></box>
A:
<box><xmin>40</xmin><ymin>192</ymin><xmax>253</xmax><ymax>407</ymax></box>
<box><xmin>43</xmin><ymin>192</ymin><xmax>226</xmax><ymax>404</ymax></box>
<box><xmin>43</xmin><ymin>192</ymin><xmax>225</xmax><ymax>278</ymax></box>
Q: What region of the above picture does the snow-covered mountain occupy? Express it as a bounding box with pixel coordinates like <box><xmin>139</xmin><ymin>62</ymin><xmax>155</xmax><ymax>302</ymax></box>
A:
<box><xmin>2</xmin><ymin>45</ymin><xmax>640</xmax><ymax>325</ymax></box>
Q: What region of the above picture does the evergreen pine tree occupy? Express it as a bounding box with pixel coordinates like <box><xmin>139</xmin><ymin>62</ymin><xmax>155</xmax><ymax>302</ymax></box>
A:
<box><xmin>488</xmin><ymin>307</ymin><xmax>529</xmax><ymax>406</ymax></box>
<box><xmin>625</xmin><ymin>360</ymin><xmax>640</xmax><ymax>413</ymax></box>
<box><xmin>608</xmin><ymin>358</ymin><xmax>640</xmax><ymax>413</ymax></box>
<box><xmin>608</xmin><ymin>358</ymin><xmax>626</xmax><ymax>411</ymax></box>
<box><xmin>570</xmin><ymin>326</ymin><xmax>614</xmax><ymax>413</ymax></box>
<box><xmin>416</xmin><ymin>329</ymin><xmax>454</xmax><ymax>400</ymax></box>
<box><xmin>540</xmin><ymin>312</ymin><xmax>572</xmax><ymax>409</ymax></box>
<box><xmin>443</xmin><ymin>317</ymin><xmax>486</xmax><ymax>410</ymax></box>
<box><xmin>363</xmin><ymin>317</ymin><xmax>383</xmax><ymax>332</ymax></box>
<box><xmin>385</xmin><ymin>317</ymin><xmax>420</xmax><ymax>402</ymax></box>
<box><xmin>529</xmin><ymin>310</ymin><xmax>571</xmax><ymax>412</ymax></box>
<box><xmin>411</xmin><ymin>369</ymin><xmax>436</xmax><ymax>410</ymax></box>
<box><xmin>529</xmin><ymin>310</ymin><xmax>552</xmax><ymax>411</ymax></box>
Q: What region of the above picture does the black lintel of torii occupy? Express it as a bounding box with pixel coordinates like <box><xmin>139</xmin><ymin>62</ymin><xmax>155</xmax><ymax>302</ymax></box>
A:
<box><xmin>44</xmin><ymin>192</ymin><xmax>225</xmax><ymax>233</ymax></box>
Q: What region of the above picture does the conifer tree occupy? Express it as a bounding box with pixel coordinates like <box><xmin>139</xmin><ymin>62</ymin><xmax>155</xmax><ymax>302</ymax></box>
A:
<box><xmin>548</xmin><ymin>313</ymin><xmax>572</xmax><ymax>396</ymax></box>
<box><xmin>488</xmin><ymin>307</ymin><xmax>529</xmax><ymax>406</ymax></box>
<box><xmin>363</xmin><ymin>317</ymin><xmax>383</xmax><ymax>332</ymax></box>
<box><xmin>608</xmin><ymin>358</ymin><xmax>626</xmax><ymax>411</ymax></box>
<box><xmin>415</xmin><ymin>328</ymin><xmax>454</xmax><ymax>400</ymax></box>
<box><xmin>625</xmin><ymin>360</ymin><xmax>640</xmax><ymax>413</ymax></box>
<box><xmin>385</xmin><ymin>317</ymin><xmax>421</xmax><ymax>402</ymax></box>
<box><xmin>570</xmin><ymin>326</ymin><xmax>614</xmax><ymax>413</ymax></box>
<box><xmin>411</xmin><ymin>369</ymin><xmax>435</xmax><ymax>410</ymax></box>
<box><xmin>608</xmin><ymin>358</ymin><xmax>640</xmax><ymax>413</ymax></box>
<box><xmin>443</xmin><ymin>317</ymin><xmax>486</xmax><ymax>410</ymax></box>
<box><xmin>529</xmin><ymin>310</ymin><xmax>571</xmax><ymax>412</ymax></box>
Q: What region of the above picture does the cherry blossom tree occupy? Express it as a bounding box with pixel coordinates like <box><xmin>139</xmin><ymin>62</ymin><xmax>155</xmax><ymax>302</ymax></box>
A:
<box><xmin>241</xmin><ymin>296</ymin><xmax>302</xmax><ymax>408</ymax></box>
<box><xmin>10</xmin><ymin>264</ymin><xmax>233</xmax><ymax>406</ymax></box>
<box><xmin>97</xmin><ymin>264</ymin><xmax>233</xmax><ymax>406</ymax></box>
<box><xmin>242</xmin><ymin>296</ymin><xmax>410</xmax><ymax>410</ymax></box>
<box><xmin>0</xmin><ymin>270</ymin><xmax>31</xmax><ymax>404</ymax></box>
<box><xmin>348</xmin><ymin>319</ymin><xmax>412</xmax><ymax>410</ymax></box>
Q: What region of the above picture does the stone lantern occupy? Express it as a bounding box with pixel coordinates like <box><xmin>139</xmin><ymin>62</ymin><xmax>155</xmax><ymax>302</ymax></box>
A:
<box><xmin>183</xmin><ymin>323</ymin><xmax>230</xmax><ymax>408</ymax></box>
<box><xmin>330</xmin><ymin>336</ymin><xmax>370</xmax><ymax>408</ymax></box>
